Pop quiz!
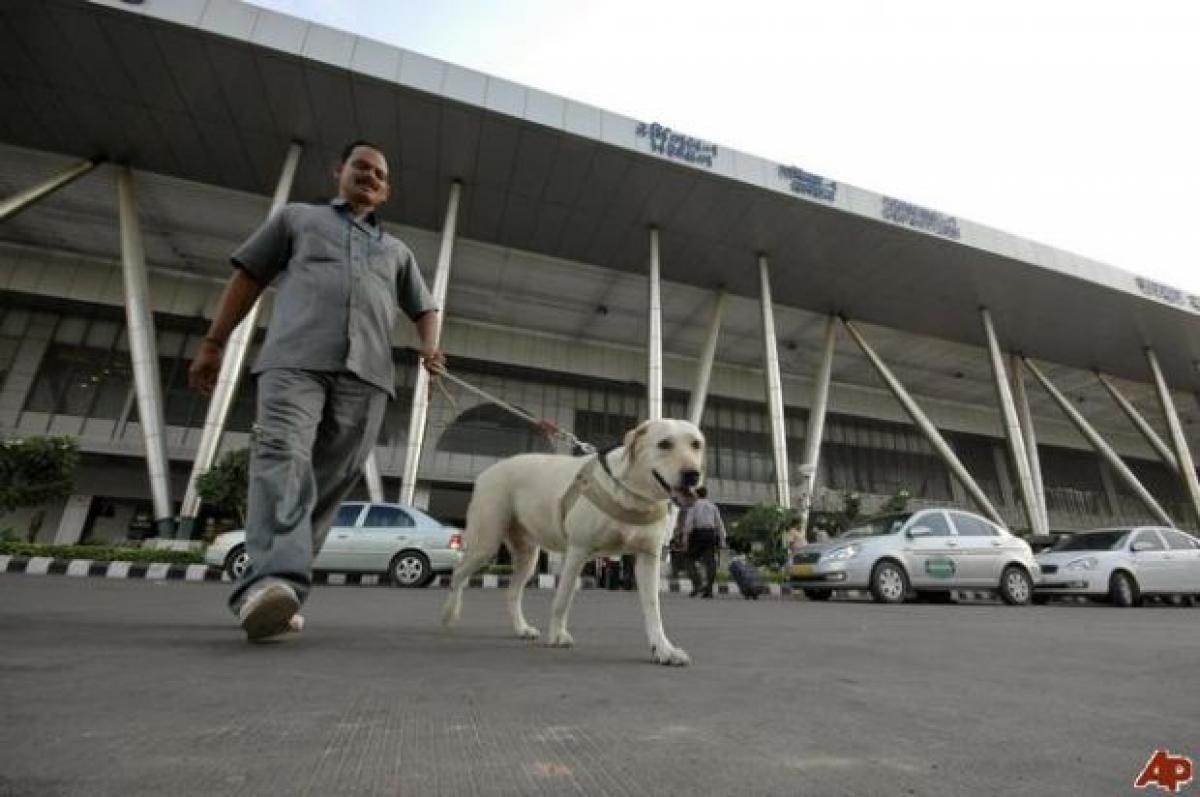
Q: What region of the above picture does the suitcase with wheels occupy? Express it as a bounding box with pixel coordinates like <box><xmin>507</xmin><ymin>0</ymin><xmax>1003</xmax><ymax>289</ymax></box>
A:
<box><xmin>728</xmin><ymin>558</ymin><xmax>766</xmax><ymax>599</ymax></box>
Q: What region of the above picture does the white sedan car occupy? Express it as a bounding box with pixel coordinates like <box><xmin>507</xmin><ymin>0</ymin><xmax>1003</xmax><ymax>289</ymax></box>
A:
<box><xmin>1035</xmin><ymin>526</ymin><xmax>1200</xmax><ymax>606</ymax></box>
<box><xmin>205</xmin><ymin>502</ymin><xmax>464</xmax><ymax>587</ymax></box>
<box><xmin>789</xmin><ymin>508</ymin><xmax>1040</xmax><ymax>604</ymax></box>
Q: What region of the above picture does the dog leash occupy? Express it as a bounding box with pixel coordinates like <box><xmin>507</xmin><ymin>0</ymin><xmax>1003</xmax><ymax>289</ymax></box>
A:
<box><xmin>432</xmin><ymin>368</ymin><xmax>597</xmax><ymax>456</ymax></box>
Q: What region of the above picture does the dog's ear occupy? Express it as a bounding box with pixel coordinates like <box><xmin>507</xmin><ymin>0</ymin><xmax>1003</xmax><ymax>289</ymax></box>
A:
<box><xmin>623</xmin><ymin>421</ymin><xmax>651</xmax><ymax>462</ymax></box>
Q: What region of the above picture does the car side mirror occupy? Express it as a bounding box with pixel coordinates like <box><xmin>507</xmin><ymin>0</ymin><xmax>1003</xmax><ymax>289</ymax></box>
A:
<box><xmin>907</xmin><ymin>526</ymin><xmax>932</xmax><ymax>539</ymax></box>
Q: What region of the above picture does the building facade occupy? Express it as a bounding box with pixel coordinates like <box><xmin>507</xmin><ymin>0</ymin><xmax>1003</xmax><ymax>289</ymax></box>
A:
<box><xmin>1</xmin><ymin>0</ymin><xmax>1198</xmax><ymax>545</ymax></box>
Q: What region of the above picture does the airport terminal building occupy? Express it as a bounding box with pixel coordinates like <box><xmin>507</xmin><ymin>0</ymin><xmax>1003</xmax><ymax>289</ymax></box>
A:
<box><xmin>2</xmin><ymin>0</ymin><xmax>1199</xmax><ymax>544</ymax></box>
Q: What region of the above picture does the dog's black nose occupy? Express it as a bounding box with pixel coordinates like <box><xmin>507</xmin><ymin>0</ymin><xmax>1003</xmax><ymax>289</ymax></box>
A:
<box><xmin>681</xmin><ymin>469</ymin><xmax>701</xmax><ymax>487</ymax></box>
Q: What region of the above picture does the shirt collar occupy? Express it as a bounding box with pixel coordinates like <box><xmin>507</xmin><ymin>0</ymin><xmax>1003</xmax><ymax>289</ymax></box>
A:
<box><xmin>331</xmin><ymin>198</ymin><xmax>381</xmax><ymax>235</ymax></box>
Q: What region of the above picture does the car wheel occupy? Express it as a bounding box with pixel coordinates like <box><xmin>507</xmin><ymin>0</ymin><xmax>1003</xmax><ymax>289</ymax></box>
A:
<box><xmin>803</xmin><ymin>588</ymin><xmax>832</xmax><ymax>601</ymax></box>
<box><xmin>1109</xmin><ymin>571</ymin><xmax>1139</xmax><ymax>607</ymax></box>
<box><xmin>224</xmin><ymin>545</ymin><xmax>250</xmax><ymax>580</ymax></box>
<box><xmin>869</xmin><ymin>560</ymin><xmax>909</xmax><ymax>604</ymax></box>
<box><xmin>999</xmin><ymin>565</ymin><xmax>1033</xmax><ymax>606</ymax></box>
<box><xmin>389</xmin><ymin>551</ymin><xmax>432</xmax><ymax>588</ymax></box>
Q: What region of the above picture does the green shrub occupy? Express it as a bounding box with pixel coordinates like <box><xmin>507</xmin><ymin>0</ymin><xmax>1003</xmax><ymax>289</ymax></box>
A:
<box><xmin>731</xmin><ymin>503</ymin><xmax>795</xmax><ymax>568</ymax></box>
<box><xmin>0</xmin><ymin>541</ymin><xmax>204</xmax><ymax>565</ymax></box>
<box><xmin>196</xmin><ymin>448</ymin><xmax>250</xmax><ymax>527</ymax></box>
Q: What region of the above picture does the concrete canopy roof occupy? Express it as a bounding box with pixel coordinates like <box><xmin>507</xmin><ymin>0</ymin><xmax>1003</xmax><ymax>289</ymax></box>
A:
<box><xmin>1</xmin><ymin>0</ymin><xmax>1198</xmax><ymax>393</ymax></box>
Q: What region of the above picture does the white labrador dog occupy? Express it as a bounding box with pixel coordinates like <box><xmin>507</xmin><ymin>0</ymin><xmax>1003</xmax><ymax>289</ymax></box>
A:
<box><xmin>441</xmin><ymin>418</ymin><xmax>704</xmax><ymax>666</ymax></box>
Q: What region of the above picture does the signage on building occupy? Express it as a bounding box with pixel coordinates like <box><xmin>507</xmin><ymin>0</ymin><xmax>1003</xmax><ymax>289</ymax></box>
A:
<box><xmin>635</xmin><ymin>122</ymin><xmax>718</xmax><ymax>168</ymax></box>
<box><xmin>881</xmin><ymin>196</ymin><xmax>961</xmax><ymax>240</ymax></box>
<box><xmin>1134</xmin><ymin>277</ymin><xmax>1200</xmax><ymax>312</ymax></box>
<box><xmin>778</xmin><ymin>165</ymin><xmax>837</xmax><ymax>202</ymax></box>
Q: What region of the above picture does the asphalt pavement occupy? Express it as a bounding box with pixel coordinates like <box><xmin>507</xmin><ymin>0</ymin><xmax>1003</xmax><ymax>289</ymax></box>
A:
<box><xmin>0</xmin><ymin>576</ymin><xmax>1196</xmax><ymax>796</ymax></box>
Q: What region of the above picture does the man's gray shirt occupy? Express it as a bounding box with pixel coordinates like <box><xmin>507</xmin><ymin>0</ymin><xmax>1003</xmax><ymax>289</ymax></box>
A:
<box><xmin>231</xmin><ymin>199</ymin><xmax>436</xmax><ymax>397</ymax></box>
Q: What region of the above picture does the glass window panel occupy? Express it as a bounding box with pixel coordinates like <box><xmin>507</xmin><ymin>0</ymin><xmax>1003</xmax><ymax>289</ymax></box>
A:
<box><xmin>363</xmin><ymin>505</ymin><xmax>413</xmax><ymax>528</ymax></box>
<box><xmin>1132</xmin><ymin>530</ymin><xmax>1165</xmax><ymax>551</ymax></box>
<box><xmin>86</xmin><ymin>320</ymin><xmax>119</xmax><ymax>348</ymax></box>
<box><xmin>1</xmin><ymin>309</ymin><xmax>30</xmax><ymax>336</ymax></box>
<box><xmin>441</xmin><ymin>403</ymin><xmax>554</xmax><ymax>458</ymax></box>
<box><xmin>950</xmin><ymin>512</ymin><xmax>997</xmax><ymax>536</ymax></box>
<box><xmin>1163</xmin><ymin>530</ymin><xmax>1199</xmax><ymax>550</ymax></box>
<box><xmin>54</xmin><ymin>317</ymin><xmax>87</xmax><ymax>344</ymax></box>
<box><xmin>913</xmin><ymin>511</ymin><xmax>952</xmax><ymax>536</ymax></box>
<box><xmin>334</xmin><ymin>504</ymin><xmax>364</xmax><ymax>527</ymax></box>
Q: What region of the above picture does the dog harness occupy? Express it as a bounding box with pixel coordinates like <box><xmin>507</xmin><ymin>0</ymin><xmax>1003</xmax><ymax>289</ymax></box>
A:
<box><xmin>559</xmin><ymin>454</ymin><xmax>669</xmax><ymax>528</ymax></box>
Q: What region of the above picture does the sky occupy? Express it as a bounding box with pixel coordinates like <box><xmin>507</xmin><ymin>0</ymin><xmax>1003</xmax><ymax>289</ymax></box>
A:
<box><xmin>247</xmin><ymin>0</ymin><xmax>1200</xmax><ymax>294</ymax></box>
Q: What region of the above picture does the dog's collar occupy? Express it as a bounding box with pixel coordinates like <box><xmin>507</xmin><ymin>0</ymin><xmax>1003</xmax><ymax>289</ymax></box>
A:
<box><xmin>597</xmin><ymin>448</ymin><xmax>664</xmax><ymax>504</ymax></box>
<box><xmin>560</xmin><ymin>456</ymin><xmax>669</xmax><ymax>528</ymax></box>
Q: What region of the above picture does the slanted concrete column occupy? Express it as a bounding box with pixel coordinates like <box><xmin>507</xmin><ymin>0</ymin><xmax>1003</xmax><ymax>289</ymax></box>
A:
<box><xmin>1022</xmin><ymin>356</ymin><xmax>1174</xmax><ymax>527</ymax></box>
<box><xmin>52</xmin><ymin>494</ymin><xmax>93</xmax><ymax>545</ymax></box>
<box><xmin>981</xmin><ymin>308</ymin><xmax>1046</xmax><ymax>534</ymax></box>
<box><xmin>363</xmin><ymin>453</ymin><xmax>384</xmax><ymax>503</ymax></box>
<box><xmin>843</xmin><ymin>318</ymin><xmax>1004</xmax><ymax>526</ymax></box>
<box><xmin>1</xmin><ymin>158</ymin><xmax>102</xmax><ymax>222</ymax></box>
<box><xmin>400</xmin><ymin>181</ymin><xmax>461</xmax><ymax>505</ymax></box>
<box><xmin>1146</xmin><ymin>347</ymin><xmax>1200</xmax><ymax>527</ymax></box>
<box><xmin>647</xmin><ymin>227</ymin><xmax>664</xmax><ymax>421</ymax></box>
<box><xmin>1011</xmin><ymin>354</ymin><xmax>1048</xmax><ymax>529</ymax></box>
<box><xmin>1096</xmin><ymin>371</ymin><xmax>1178</xmax><ymax>475</ymax></box>
<box><xmin>179</xmin><ymin>142</ymin><xmax>303</xmax><ymax>535</ymax></box>
<box><xmin>758</xmin><ymin>256</ymin><xmax>790</xmax><ymax>507</ymax></box>
<box><xmin>117</xmin><ymin>167</ymin><xmax>173</xmax><ymax>535</ymax></box>
<box><xmin>796</xmin><ymin>316</ymin><xmax>837</xmax><ymax>535</ymax></box>
<box><xmin>687</xmin><ymin>290</ymin><xmax>726</xmax><ymax>426</ymax></box>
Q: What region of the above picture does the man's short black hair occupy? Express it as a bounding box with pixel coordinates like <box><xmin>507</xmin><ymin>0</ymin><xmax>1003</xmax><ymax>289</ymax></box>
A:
<box><xmin>340</xmin><ymin>139</ymin><xmax>383</xmax><ymax>164</ymax></box>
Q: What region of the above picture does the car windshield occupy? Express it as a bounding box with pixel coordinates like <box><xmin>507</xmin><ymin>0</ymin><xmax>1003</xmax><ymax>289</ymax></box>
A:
<box><xmin>842</xmin><ymin>513</ymin><xmax>913</xmax><ymax>539</ymax></box>
<box><xmin>1051</xmin><ymin>530</ymin><xmax>1130</xmax><ymax>552</ymax></box>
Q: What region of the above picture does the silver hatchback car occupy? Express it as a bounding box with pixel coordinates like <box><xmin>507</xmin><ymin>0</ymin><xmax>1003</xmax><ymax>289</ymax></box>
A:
<box><xmin>204</xmin><ymin>502</ymin><xmax>464</xmax><ymax>587</ymax></box>
<box><xmin>789</xmin><ymin>509</ymin><xmax>1040</xmax><ymax>604</ymax></box>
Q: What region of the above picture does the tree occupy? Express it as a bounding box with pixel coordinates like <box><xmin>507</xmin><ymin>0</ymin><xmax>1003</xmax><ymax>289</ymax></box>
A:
<box><xmin>730</xmin><ymin>503</ymin><xmax>797</xmax><ymax>569</ymax></box>
<box><xmin>880</xmin><ymin>488</ymin><xmax>911</xmax><ymax>514</ymax></box>
<box><xmin>195</xmin><ymin>448</ymin><xmax>250</xmax><ymax>527</ymax></box>
<box><xmin>0</xmin><ymin>436</ymin><xmax>80</xmax><ymax>541</ymax></box>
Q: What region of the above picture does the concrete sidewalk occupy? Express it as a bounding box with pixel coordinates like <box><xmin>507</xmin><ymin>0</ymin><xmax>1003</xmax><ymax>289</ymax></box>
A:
<box><xmin>2</xmin><ymin>577</ymin><xmax>1198</xmax><ymax>796</ymax></box>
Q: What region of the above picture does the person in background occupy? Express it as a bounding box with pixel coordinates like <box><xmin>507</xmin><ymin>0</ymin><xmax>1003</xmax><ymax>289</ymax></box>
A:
<box><xmin>682</xmin><ymin>486</ymin><xmax>726</xmax><ymax>598</ymax></box>
<box><xmin>669</xmin><ymin>489</ymin><xmax>696</xmax><ymax>579</ymax></box>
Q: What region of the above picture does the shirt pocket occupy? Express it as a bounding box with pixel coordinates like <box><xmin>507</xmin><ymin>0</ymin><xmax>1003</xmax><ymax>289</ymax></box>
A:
<box><xmin>300</xmin><ymin>229</ymin><xmax>345</xmax><ymax>262</ymax></box>
<box><xmin>367</xmin><ymin>243</ymin><xmax>398</xmax><ymax>298</ymax></box>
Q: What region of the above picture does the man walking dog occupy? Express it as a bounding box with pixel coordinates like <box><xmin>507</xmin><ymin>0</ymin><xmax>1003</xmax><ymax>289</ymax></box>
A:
<box><xmin>189</xmin><ymin>140</ymin><xmax>444</xmax><ymax>641</ymax></box>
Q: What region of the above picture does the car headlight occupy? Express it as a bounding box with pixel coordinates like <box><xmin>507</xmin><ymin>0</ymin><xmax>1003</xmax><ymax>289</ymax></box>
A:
<box><xmin>1065</xmin><ymin>556</ymin><xmax>1098</xmax><ymax>571</ymax></box>
<box><xmin>821</xmin><ymin>544</ymin><xmax>861</xmax><ymax>562</ymax></box>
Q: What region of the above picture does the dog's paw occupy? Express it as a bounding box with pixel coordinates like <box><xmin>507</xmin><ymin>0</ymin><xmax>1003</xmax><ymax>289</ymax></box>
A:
<box><xmin>545</xmin><ymin>629</ymin><xmax>574</xmax><ymax>648</ymax></box>
<box><xmin>516</xmin><ymin>624</ymin><xmax>541</xmax><ymax>641</ymax></box>
<box><xmin>650</xmin><ymin>643</ymin><xmax>691</xmax><ymax>666</ymax></box>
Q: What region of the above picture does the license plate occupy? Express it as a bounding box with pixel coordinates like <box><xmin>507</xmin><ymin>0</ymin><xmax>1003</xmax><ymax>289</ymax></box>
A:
<box><xmin>791</xmin><ymin>564</ymin><xmax>815</xmax><ymax>578</ymax></box>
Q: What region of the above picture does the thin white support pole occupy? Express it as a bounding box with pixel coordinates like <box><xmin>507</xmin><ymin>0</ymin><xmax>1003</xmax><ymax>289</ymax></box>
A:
<box><xmin>1145</xmin><ymin>348</ymin><xmax>1200</xmax><ymax>527</ymax></box>
<box><xmin>758</xmin><ymin>256</ymin><xmax>790</xmax><ymax>507</ymax></box>
<box><xmin>686</xmin><ymin>290</ymin><xmax>726</xmax><ymax>426</ymax></box>
<box><xmin>0</xmin><ymin>158</ymin><xmax>102</xmax><ymax>222</ymax></box>
<box><xmin>400</xmin><ymin>181</ymin><xmax>461</xmax><ymax>505</ymax></box>
<box><xmin>647</xmin><ymin>227</ymin><xmax>663</xmax><ymax>421</ymax></box>
<box><xmin>117</xmin><ymin>167</ymin><xmax>173</xmax><ymax>535</ymax></box>
<box><xmin>981</xmin><ymin>308</ymin><xmax>1046</xmax><ymax>534</ymax></box>
<box><xmin>796</xmin><ymin>316</ymin><xmax>837</xmax><ymax>535</ymax></box>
